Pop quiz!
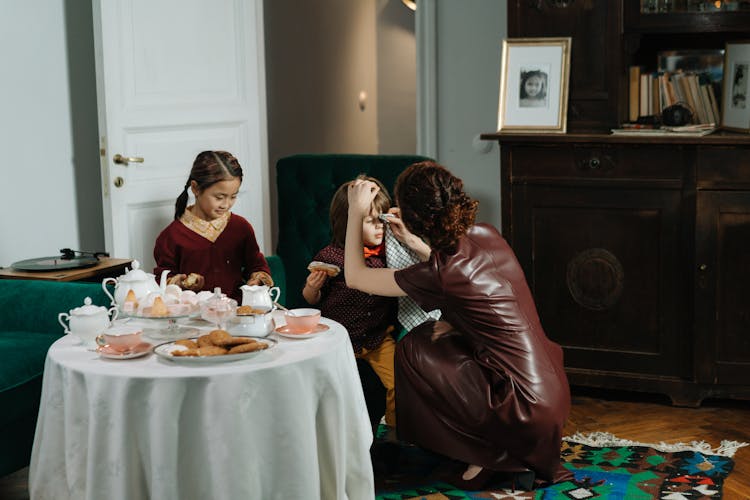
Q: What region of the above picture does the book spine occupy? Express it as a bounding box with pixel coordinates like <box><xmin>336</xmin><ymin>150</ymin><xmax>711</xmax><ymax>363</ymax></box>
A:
<box><xmin>640</xmin><ymin>73</ymin><xmax>649</xmax><ymax>118</ymax></box>
<box><xmin>700</xmin><ymin>84</ymin><xmax>716</xmax><ymax>124</ymax></box>
<box><xmin>687</xmin><ymin>74</ymin><xmax>708</xmax><ymax>123</ymax></box>
<box><xmin>629</xmin><ymin>66</ymin><xmax>641</xmax><ymax>122</ymax></box>
<box><xmin>676</xmin><ymin>73</ymin><xmax>697</xmax><ymax>123</ymax></box>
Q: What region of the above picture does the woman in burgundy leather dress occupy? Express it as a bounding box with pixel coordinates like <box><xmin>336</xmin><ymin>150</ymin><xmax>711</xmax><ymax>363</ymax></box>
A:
<box><xmin>344</xmin><ymin>161</ymin><xmax>572</xmax><ymax>489</ymax></box>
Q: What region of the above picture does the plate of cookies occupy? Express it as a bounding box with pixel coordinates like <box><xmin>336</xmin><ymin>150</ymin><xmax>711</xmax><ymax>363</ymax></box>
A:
<box><xmin>153</xmin><ymin>329</ymin><xmax>276</xmax><ymax>364</ymax></box>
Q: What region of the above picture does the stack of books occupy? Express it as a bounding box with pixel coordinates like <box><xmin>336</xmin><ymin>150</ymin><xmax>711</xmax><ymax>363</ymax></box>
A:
<box><xmin>628</xmin><ymin>66</ymin><xmax>721</xmax><ymax>125</ymax></box>
<box><xmin>611</xmin><ymin>123</ymin><xmax>717</xmax><ymax>137</ymax></box>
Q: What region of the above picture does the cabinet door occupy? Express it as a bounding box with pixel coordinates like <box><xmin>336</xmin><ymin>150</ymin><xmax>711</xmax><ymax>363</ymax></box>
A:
<box><xmin>512</xmin><ymin>185</ymin><xmax>689</xmax><ymax>378</ymax></box>
<box><xmin>695</xmin><ymin>191</ymin><xmax>750</xmax><ymax>385</ymax></box>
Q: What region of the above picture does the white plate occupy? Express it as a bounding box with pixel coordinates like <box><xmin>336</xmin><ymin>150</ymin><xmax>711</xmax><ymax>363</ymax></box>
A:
<box><xmin>274</xmin><ymin>323</ymin><xmax>330</xmax><ymax>339</ymax></box>
<box><xmin>153</xmin><ymin>336</ymin><xmax>276</xmax><ymax>364</ymax></box>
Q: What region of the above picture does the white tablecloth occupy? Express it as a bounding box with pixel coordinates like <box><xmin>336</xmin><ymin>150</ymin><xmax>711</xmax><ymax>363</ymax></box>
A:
<box><xmin>29</xmin><ymin>316</ymin><xmax>374</xmax><ymax>500</ymax></box>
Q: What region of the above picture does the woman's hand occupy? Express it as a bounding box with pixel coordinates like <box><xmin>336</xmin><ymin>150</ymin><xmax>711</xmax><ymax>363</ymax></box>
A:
<box><xmin>347</xmin><ymin>179</ymin><xmax>379</xmax><ymax>217</ymax></box>
<box><xmin>386</xmin><ymin>208</ymin><xmax>432</xmax><ymax>261</ymax></box>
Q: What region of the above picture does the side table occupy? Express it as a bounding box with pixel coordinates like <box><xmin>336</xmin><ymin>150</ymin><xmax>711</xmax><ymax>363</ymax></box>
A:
<box><xmin>0</xmin><ymin>258</ymin><xmax>132</xmax><ymax>283</ymax></box>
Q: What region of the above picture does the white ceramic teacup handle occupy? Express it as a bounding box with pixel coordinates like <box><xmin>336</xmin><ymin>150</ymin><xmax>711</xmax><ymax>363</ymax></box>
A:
<box><xmin>95</xmin><ymin>334</ymin><xmax>107</xmax><ymax>347</ymax></box>
<box><xmin>58</xmin><ymin>313</ymin><xmax>71</xmax><ymax>334</ymax></box>
<box><xmin>108</xmin><ymin>306</ymin><xmax>119</xmax><ymax>322</ymax></box>
<box><xmin>269</xmin><ymin>287</ymin><xmax>281</xmax><ymax>304</ymax></box>
<box><xmin>102</xmin><ymin>277</ymin><xmax>117</xmax><ymax>307</ymax></box>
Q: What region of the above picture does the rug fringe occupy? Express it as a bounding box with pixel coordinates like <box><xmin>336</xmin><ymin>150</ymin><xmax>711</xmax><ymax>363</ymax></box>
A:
<box><xmin>564</xmin><ymin>431</ymin><xmax>748</xmax><ymax>458</ymax></box>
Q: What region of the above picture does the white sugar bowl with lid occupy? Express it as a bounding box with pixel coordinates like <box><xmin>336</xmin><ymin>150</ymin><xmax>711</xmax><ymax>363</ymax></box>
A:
<box><xmin>58</xmin><ymin>297</ymin><xmax>119</xmax><ymax>348</ymax></box>
<box><xmin>101</xmin><ymin>260</ymin><xmax>165</xmax><ymax>307</ymax></box>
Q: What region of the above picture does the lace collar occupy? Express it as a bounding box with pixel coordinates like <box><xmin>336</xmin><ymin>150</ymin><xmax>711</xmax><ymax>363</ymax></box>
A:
<box><xmin>179</xmin><ymin>206</ymin><xmax>230</xmax><ymax>242</ymax></box>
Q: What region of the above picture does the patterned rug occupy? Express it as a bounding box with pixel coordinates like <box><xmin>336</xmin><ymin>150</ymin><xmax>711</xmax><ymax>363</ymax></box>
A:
<box><xmin>373</xmin><ymin>430</ymin><xmax>747</xmax><ymax>500</ymax></box>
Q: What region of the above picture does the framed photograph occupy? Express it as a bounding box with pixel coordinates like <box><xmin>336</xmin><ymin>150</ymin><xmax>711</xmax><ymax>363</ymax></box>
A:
<box><xmin>497</xmin><ymin>37</ymin><xmax>571</xmax><ymax>133</ymax></box>
<box><xmin>722</xmin><ymin>41</ymin><xmax>750</xmax><ymax>132</ymax></box>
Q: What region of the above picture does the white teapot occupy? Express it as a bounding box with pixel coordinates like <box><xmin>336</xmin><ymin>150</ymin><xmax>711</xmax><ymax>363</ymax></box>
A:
<box><xmin>240</xmin><ymin>284</ymin><xmax>281</xmax><ymax>311</ymax></box>
<box><xmin>102</xmin><ymin>260</ymin><xmax>169</xmax><ymax>307</ymax></box>
<box><xmin>58</xmin><ymin>297</ymin><xmax>118</xmax><ymax>348</ymax></box>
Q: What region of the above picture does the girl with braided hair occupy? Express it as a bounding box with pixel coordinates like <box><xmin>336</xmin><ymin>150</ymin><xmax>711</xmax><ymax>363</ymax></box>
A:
<box><xmin>153</xmin><ymin>150</ymin><xmax>272</xmax><ymax>302</ymax></box>
<box><xmin>345</xmin><ymin>161</ymin><xmax>572</xmax><ymax>490</ymax></box>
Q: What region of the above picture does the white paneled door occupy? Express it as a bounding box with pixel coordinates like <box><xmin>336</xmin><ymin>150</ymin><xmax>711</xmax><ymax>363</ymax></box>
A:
<box><xmin>92</xmin><ymin>0</ymin><xmax>270</xmax><ymax>272</ymax></box>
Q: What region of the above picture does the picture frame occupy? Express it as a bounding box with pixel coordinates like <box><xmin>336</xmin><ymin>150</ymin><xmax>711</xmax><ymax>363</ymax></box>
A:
<box><xmin>722</xmin><ymin>41</ymin><xmax>750</xmax><ymax>132</ymax></box>
<box><xmin>497</xmin><ymin>37</ymin><xmax>571</xmax><ymax>134</ymax></box>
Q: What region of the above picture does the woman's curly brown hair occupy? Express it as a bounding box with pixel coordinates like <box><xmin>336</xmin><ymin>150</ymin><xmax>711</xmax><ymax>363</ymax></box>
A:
<box><xmin>394</xmin><ymin>161</ymin><xmax>478</xmax><ymax>253</ymax></box>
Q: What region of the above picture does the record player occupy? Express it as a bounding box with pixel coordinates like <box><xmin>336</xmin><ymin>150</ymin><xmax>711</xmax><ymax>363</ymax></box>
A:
<box><xmin>11</xmin><ymin>248</ymin><xmax>110</xmax><ymax>272</ymax></box>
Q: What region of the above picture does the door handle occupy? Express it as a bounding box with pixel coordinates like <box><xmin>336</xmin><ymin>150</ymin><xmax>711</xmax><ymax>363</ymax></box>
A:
<box><xmin>113</xmin><ymin>154</ymin><xmax>144</xmax><ymax>165</ymax></box>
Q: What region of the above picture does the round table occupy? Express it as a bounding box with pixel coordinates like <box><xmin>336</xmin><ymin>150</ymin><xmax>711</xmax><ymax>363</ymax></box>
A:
<box><xmin>29</xmin><ymin>316</ymin><xmax>374</xmax><ymax>500</ymax></box>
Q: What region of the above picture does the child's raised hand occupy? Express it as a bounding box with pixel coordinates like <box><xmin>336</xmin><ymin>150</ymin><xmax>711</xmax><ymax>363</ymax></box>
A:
<box><xmin>305</xmin><ymin>270</ymin><xmax>328</xmax><ymax>290</ymax></box>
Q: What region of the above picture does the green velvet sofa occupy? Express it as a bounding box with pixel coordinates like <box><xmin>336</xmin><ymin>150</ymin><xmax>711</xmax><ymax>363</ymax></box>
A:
<box><xmin>274</xmin><ymin>153</ymin><xmax>431</xmax><ymax>428</ymax></box>
<box><xmin>276</xmin><ymin>154</ymin><xmax>430</xmax><ymax>309</ymax></box>
<box><xmin>0</xmin><ymin>279</ymin><xmax>113</xmax><ymax>477</ymax></box>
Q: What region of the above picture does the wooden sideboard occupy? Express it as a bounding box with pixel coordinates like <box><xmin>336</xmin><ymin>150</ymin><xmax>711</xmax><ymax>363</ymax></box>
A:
<box><xmin>481</xmin><ymin>131</ymin><xmax>750</xmax><ymax>406</ymax></box>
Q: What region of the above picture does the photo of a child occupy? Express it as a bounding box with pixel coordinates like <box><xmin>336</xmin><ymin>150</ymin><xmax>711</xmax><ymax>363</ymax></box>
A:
<box><xmin>519</xmin><ymin>67</ymin><xmax>549</xmax><ymax>108</ymax></box>
<box><xmin>731</xmin><ymin>63</ymin><xmax>748</xmax><ymax>109</ymax></box>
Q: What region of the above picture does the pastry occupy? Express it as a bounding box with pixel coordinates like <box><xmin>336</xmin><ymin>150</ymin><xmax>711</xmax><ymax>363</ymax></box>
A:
<box><xmin>208</xmin><ymin>329</ymin><xmax>233</xmax><ymax>346</ymax></box>
<box><xmin>222</xmin><ymin>336</ymin><xmax>256</xmax><ymax>347</ymax></box>
<box><xmin>182</xmin><ymin>273</ymin><xmax>201</xmax><ymax>288</ymax></box>
<box><xmin>228</xmin><ymin>341</ymin><xmax>267</xmax><ymax>354</ymax></box>
<box><xmin>174</xmin><ymin>339</ymin><xmax>199</xmax><ymax>350</ymax></box>
<box><xmin>197</xmin><ymin>334</ymin><xmax>214</xmax><ymax>347</ymax></box>
<box><xmin>237</xmin><ymin>305</ymin><xmax>267</xmax><ymax>316</ymax></box>
<box><xmin>121</xmin><ymin>289</ymin><xmax>139</xmax><ymax>312</ymax></box>
<box><xmin>196</xmin><ymin>346</ymin><xmax>228</xmax><ymax>356</ymax></box>
<box><xmin>150</xmin><ymin>296</ymin><xmax>169</xmax><ymax>317</ymax></box>
<box><xmin>307</xmin><ymin>261</ymin><xmax>341</xmax><ymax>277</ymax></box>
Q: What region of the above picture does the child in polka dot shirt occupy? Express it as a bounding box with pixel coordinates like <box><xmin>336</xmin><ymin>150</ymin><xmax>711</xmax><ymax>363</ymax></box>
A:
<box><xmin>303</xmin><ymin>175</ymin><xmax>397</xmax><ymax>429</ymax></box>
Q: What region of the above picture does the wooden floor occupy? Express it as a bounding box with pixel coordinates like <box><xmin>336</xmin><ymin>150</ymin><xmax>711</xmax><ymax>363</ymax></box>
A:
<box><xmin>2</xmin><ymin>387</ymin><xmax>748</xmax><ymax>499</ymax></box>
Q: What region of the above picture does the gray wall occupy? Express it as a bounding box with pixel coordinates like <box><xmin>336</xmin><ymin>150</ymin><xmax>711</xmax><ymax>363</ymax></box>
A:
<box><xmin>264</xmin><ymin>0</ymin><xmax>417</xmax><ymax>251</ymax></box>
<box><xmin>0</xmin><ymin>0</ymin><xmax>504</xmax><ymax>267</ymax></box>
<box><xmin>431</xmin><ymin>0</ymin><xmax>505</xmax><ymax>229</ymax></box>
<box><xmin>0</xmin><ymin>1</ymin><xmax>102</xmax><ymax>266</ymax></box>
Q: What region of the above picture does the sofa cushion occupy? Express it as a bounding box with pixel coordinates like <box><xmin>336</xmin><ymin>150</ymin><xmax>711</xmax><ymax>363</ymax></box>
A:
<box><xmin>276</xmin><ymin>154</ymin><xmax>431</xmax><ymax>308</ymax></box>
<box><xmin>0</xmin><ymin>331</ymin><xmax>58</xmax><ymax>398</ymax></box>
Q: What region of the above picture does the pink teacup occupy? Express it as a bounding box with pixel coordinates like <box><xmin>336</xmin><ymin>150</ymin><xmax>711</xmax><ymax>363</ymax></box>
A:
<box><xmin>96</xmin><ymin>325</ymin><xmax>143</xmax><ymax>353</ymax></box>
<box><xmin>284</xmin><ymin>308</ymin><xmax>321</xmax><ymax>333</ymax></box>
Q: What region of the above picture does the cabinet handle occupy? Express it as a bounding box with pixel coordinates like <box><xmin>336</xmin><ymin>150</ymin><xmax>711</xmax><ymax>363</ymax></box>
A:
<box><xmin>580</xmin><ymin>158</ymin><xmax>601</xmax><ymax>170</ymax></box>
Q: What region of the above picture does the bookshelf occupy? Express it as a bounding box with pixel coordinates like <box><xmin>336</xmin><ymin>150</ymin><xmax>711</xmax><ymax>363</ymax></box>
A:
<box><xmin>483</xmin><ymin>1</ymin><xmax>750</xmax><ymax>406</ymax></box>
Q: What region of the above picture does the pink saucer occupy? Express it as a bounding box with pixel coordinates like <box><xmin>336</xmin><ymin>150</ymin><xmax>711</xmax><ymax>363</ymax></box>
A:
<box><xmin>97</xmin><ymin>342</ymin><xmax>153</xmax><ymax>360</ymax></box>
<box><xmin>274</xmin><ymin>323</ymin><xmax>329</xmax><ymax>339</ymax></box>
